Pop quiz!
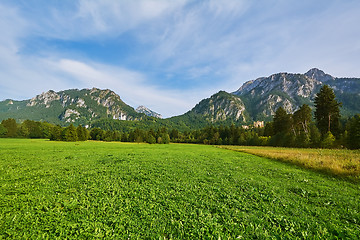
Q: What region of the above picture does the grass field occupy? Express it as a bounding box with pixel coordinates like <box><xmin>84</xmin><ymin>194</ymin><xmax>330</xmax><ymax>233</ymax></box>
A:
<box><xmin>0</xmin><ymin>139</ymin><xmax>359</xmax><ymax>239</ymax></box>
<box><xmin>219</xmin><ymin>146</ymin><xmax>360</xmax><ymax>181</ymax></box>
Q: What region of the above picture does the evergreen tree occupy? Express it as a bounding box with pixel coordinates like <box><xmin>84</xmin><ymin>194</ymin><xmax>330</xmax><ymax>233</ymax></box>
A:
<box><xmin>50</xmin><ymin>125</ymin><xmax>63</xmax><ymax>141</ymax></box>
<box><xmin>293</xmin><ymin>104</ymin><xmax>312</xmax><ymax>136</ymax></box>
<box><xmin>19</xmin><ymin>124</ymin><xmax>30</xmax><ymax>138</ymax></box>
<box><xmin>263</xmin><ymin>122</ymin><xmax>274</xmax><ymax>137</ymax></box>
<box><xmin>76</xmin><ymin>125</ymin><xmax>89</xmax><ymax>141</ymax></box>
<box><xmin>22</xmin><ymin>120</ymin><xmax>42</xmax><ymax>138</ymax></box>
<box><xmin>314</xmin><ymin>85</ymin><xmax>341</xmax><ymax>136</ymax></box>
<box><xmin>273</xmin><ymin>107</ymin><xmax>292</xmax><ymax>135</ymax></box>
<box><xmin>133</xmin><ymin>128</ymin><xmax>144</xmax><ymax>142</ymax></box>
<box><xmin>40</xmin><ymin>122</ymin><xmax>53</xmax><ymax>139</ymax></box>
<box><xmin>1</xmin><ymin>118</ymin><xmax>18</xmax><ymax>138</ymax></box>
<box><xmin>121</xmin><ymin>133</ymin><xmax>128</xmax><ymax>142</ymax></box>
<box><xmin>161</xmin><ymin>133</ymin><xmax>170</xmax><ymax>144</ymax></box>
<box><xmin>63</xmin><ymin>124</ymin><xmax>78</xmax><ymax>142</ymax></box>
<box><xmin>112</xmin><ymin>131</ymin><xmax>122</xmax><ymax>141</ymax></box>
<box><xmin>346</xmin><ymin>114</ymin><xmax>360</xmax><ymax>149</ymax></box>
<box><xmin>272</xmin><ymin>107</ymin><xmax>293</xmax><ymax>146</ymax></box>
<box><xmin>90</xmin><ymin>128</ymin><xmax>104</xmax><ymax>140</ymax></box>
<box><xmin>295</xmin><ymin>132</ymin><xmax>310</xmax><ymax>148</ymax></box>
<box><xmin>292</xmin><ymin>104</ymin><xmax>312</xmax><ymax>147</ymax></box>
<box><xmin>0</xmin><ymin>124</ymin><xmax>8</xmax><ymax>137</ymax></box>
<box><xmin>170</xmin><ymin>129</ymin><xmax>179</xmax><ymax>142</ymax></box>
<box><xmin>104</xmin><ymin>130</ymin><xmax>114</xmax><ymax>142</ymax></box>
<box><xmin>309</xmin><ymin>123</ymin><xmax>321</xmax><ymax>148</ymax></box>
<box><xmin>146</xmin><ymin>133</ymin><xmax>156</xmax><ymax>144</ymax></box>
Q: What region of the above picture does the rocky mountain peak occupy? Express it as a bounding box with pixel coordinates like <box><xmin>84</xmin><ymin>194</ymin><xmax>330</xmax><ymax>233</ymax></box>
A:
<box><xmin>190</xmin><ymin>91</ymin><xmax>248</xmax><ymax>122</ymax></box>
<box><xmin>27</xmin><ymin>90</ymin><xmax>60</xmax><ymax>108</ymax></box>
<box><xmin>231</xmin><ymin>68</ymin><xmax>360</xmax><ymax>121</ymax></box>
<box><xmin>136</xmin><ymin>106</ymin><xmax>162</xmax><ymax>118</ymax></box>
<box><xmin>305</xmin><ymin>68</ymin><xmax>334</xmax><ymax>82</ymax></box>
<box><xmin>1</xmin><ymin>88</ymin><xmax>142</xmax><ymax>125</ymax></box>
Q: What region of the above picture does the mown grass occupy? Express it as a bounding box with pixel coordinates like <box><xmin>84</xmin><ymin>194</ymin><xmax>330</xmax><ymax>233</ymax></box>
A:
<box><xmin>0</xmin><ymin>139</ymin><xmax>359</xmax><ymax>239</ymax></box>
<box><xmin>219</xmin><ymin>146</ymin><xmax>360</xmax><ymax>181</ymax></box>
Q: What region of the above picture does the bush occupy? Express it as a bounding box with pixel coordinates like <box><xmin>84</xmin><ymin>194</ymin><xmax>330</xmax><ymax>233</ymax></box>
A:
<box><xmin>321</xmin><ymin>131</ymin><xmax>335</xmax><ymax>148</ymax></box>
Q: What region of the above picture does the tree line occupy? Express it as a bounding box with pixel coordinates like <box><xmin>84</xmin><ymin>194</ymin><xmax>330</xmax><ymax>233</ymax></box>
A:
<box><xmin>264</xmin><ymin>85</ymin><xmax>360</xmax><ymax>149</ymax></box>
<box><xmin>189</xmin><ymin>85</ymin><xmax>360</xmax><ymax>149</ymax></box>
<box><xmin>1</xmin><ymin>85</ymin><xmax>360</xmax><ymax>149</ymax></box>
<box><xmin>0</xmin><ymin>119</ymin><xmax>172</xmax><ymax>144</ymax></box>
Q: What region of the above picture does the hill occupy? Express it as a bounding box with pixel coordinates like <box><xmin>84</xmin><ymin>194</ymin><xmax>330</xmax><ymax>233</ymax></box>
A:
<box><xmin>1</xmin><ymin>68</ymin><xmax>359</xmax><ymax>128</ymax></box>
<box><xmin>178</xmin><ymin>91</ymin><xmax>249</xmax><ymax>124</ymax></box>
<box><xmin>0</xmin><ymin>88</ymin><xmax>143</xmax><ymax>126</ymax></box>
<box><xmin>232</xmin><ymin>68</ymin><xmax>360</xmax><ymax>121</ymax></box>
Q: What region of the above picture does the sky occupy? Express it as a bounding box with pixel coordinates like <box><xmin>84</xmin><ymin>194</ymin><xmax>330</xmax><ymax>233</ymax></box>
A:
<box><xmin>1</xmin><ymin>0</ymin><xmax>360</xmax><ymax>118</ymax></box>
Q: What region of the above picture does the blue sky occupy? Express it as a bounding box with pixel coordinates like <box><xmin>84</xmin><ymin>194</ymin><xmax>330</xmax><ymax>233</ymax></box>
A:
<box><xmin>1</xmin><ymin>0</ymin><xmax>360</xmax><ymax>117</ymax></box>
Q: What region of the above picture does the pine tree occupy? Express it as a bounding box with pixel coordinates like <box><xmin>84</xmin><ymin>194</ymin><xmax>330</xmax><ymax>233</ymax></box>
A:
<box><xmin>314</xmin><ymin>85</ymin><xmax>341</xmax><ymax>136</ymax></box>
<box><xmin>0</xmin><ymin>124</ymin><xmax>8</xmax><ymax>137</ymax></box>
<box><xmin>76</xmin><ymin>125</ymin><xmax>88</xmax><ymax>141</ymax></box>
<box><xmin>1</xmin><ymin>118</ymin><xmax>18</xmax><ymax>138</ymax></box>
<box><xmin>309</xmin><ymin>123</ymin><xmax>321</xmax><ymax>147</ymax></box>
<box><xmin>22</xmin><ymin>120</ymin><xmax>42</xmax><ymax>138</ymax></box>
<box><xmin>50</xmin><ymin>125</ymin><xmax>63</xmax><ymax>141</ymax></box>
<box><xmin>293</xmin><ymin>104</ymin><xmax>312</xmax><ymax>136</ymax></box>
<box><xmin>90</xmin><ymin>128</ymin><xmax>104</xmax><ymax>140</ymax></box>
<box><xmin>273</xmin><ymin>107</ymin><xmax>292</xmax><ymax>135</ymax></box>
<box><xmin>271</xmin><ymin>107</ymin><xmax>294</xmax><ymax>146</ymax></box>
<box><xmin>64</xmin><ymin>124</ymin><xmax>78</xmax><ymax>142</ymax></box>
<box><xmin>346</xmin><ymin>114</ymin><xmax>360</xmax><ymax>149</ymax></box>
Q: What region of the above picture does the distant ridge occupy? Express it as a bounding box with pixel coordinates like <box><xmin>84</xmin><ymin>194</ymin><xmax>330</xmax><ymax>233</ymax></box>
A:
<box><xmin>1</xmin><ymin>68</ymin><xmax>359</xmax><ymax>126</ymax></box>
<box><xmin>0</xmin><ymin>88</ymin><xmax>143</xmax><ymax>125</ymax></box>
<box><xmin>231</xmin><ymin>68</ymin><xmax>360</xmax><ymax>121</ymax></box>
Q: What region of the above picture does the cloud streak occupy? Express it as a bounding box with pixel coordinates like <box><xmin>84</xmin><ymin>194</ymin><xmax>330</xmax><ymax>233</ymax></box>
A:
<box><xmin>54</xmin><ymin>59</ymin><xmax>197</xmax><ymax>117</ymax></box>
<box><xmin>1</xmin><ymin>0</ymin><xmax>360</xmax><ymax>117</ymax></box>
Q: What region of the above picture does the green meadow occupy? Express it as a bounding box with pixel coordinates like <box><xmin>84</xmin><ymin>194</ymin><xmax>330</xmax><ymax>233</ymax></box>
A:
<box><xmin>1</xmin><ymin>139</ymin><xmax>359</xmax><ymax>239</ymax></box>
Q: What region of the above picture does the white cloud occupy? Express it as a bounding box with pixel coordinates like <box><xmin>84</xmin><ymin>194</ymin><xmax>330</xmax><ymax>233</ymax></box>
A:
<box><xmin>145</xmin><ymin>0</ymin><xmax>251</xmax><ymax>67</ymax></box>
<box><xmin>33</xmin><ymin>0</ymin><xmax>189</xmax><ymax>40</ymax></box>
<box><xmin>52</xmin><ymin>58</ymin><xmax>200</xmax><ymax>117</ymax></box>
<box><xmin>1</xmin><ymin>0</ymin><xmax>360</xmax><ymax>118</ymax></box>
<box><xmin>0</xmin><ymin>1</ymin><xmax>200</xmax><ymax>117</ymax></box>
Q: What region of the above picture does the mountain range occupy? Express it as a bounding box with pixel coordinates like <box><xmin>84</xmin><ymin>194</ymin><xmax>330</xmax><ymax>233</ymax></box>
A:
<box><xmin>0</xmin><ymin>88</ymin><xmax>143</xmax><ymax>126</ymax></box>
<box><xmin>1</xmin><ymin>68</ymin><xmax>359</xmax><ymax>128</ymax></box>
<box><xmin>232</xmin><ymin>68</ymin><xmax>360</xmax><ymax>121</ymax></box>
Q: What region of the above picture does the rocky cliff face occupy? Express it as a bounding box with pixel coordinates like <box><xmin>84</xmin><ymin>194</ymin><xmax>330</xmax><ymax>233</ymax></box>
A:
<box><xmin>232</xmin><ymin>68</ymin><xmax>360</xmax><ymax>120</ymax></box>
<box><xmin>27</xmin><ymin>90</ymin><xmax>60</xmax><ymax>108</ymax></box>
<box><xmin>1</xmin><ymin>68</ymin><xmax>359</xmax><ymax>126</ymax></box>
<box><xmin>136</xmin><ymin>106</ymin><xmax>162</xmax><ymax>118</ymax></box>
<box><xmin>189</xmin><ymin>91</ymin><xmax>248</xmax><ymax>123</ymax></box>
<box><xmin>304</xmin><ymin>68</ymin><xmax>334</xmax><ymax>82</ymax></box>
<box><xmin>0</xmin><ymin>88</ymin><xmax>142</xmax><ymax>125</ymax></box>
<box><xmin>233</xmin><ymin>72</ymin><xmax>322</xmax><ymax>120</ymax></box>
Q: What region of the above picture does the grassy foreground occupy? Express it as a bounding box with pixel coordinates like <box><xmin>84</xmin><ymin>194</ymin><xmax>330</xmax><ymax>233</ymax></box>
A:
<box><xmin>219</xmin><ymin>146</ymin><xmax>360</xmax><ymax>180</ymax></box>
<box><xmin>0</xmin><ymin>139</ymin><xmax>359</xmax><ymax>239</ymax></box>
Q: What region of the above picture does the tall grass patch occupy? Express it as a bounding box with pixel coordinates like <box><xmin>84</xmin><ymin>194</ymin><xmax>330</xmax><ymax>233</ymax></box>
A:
<box><xmin>220</xmin><ymin>146</ymin><xmax>360</xmax><ymax>180</ymax></box>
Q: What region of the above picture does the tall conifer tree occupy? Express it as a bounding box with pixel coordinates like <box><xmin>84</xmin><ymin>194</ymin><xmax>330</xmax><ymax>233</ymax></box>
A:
<box><xmin>1</xmin><ymin>118</ymin><xmax>18</xmax><ymax>138</ymax></box>
<box><xmin>314</xmin><ymin>85</ymin><xmax>341</xmax><ymax>136</ymax></box>
<box><xmin>273</xmin><ymin>107</ymin><xmax>292</xmax><ymax>135</ymax></box>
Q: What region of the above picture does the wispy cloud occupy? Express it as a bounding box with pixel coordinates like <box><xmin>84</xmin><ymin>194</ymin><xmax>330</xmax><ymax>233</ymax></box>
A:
<box><xmin>52</xmin><ymin>59</ymin><xmax>201</xmax><ymax>117</ymax></box>
<box><xmin>1</xmin><ymin>0</ymin><xmax>360</xmax><ymax>117</ymax></box>
<box><xmin>30</xmin><ymin>0</ymin><xmax>188</xmax><ymax>40</ymax></box>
